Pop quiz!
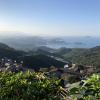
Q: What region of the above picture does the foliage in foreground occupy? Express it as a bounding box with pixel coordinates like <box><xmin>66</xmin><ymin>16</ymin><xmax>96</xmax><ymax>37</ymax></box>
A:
<box><xmin>1</xmin><ymin>71</ymin><xmax>100</xmax><ymax>100</ymax></box>
<box><xmin>70</xmin><ymin>74</ymin><xmax>100</xmax><ymax>100</ymax></box>
<box><xmin>0</xmin><ymin>71</ymin><xmax>68</xmax><ymax>100</ymax></box>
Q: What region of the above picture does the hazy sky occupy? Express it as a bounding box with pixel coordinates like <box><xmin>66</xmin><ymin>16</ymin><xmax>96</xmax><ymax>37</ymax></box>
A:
<box><xmin>0</xmin><ymin>0</ymin><xmax>100</xmax><ymax>36</ymax></box>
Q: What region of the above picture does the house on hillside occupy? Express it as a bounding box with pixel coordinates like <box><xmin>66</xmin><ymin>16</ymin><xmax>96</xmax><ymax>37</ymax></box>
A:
<box><xmin>49</xmin><ymin>68</ymin><xmax>64</xmax><ymax>78</ymax></box>
<box><xmin>64</xmin><ymin>64</ymin><xmax>69</xmax><ymax>68</ymax></box>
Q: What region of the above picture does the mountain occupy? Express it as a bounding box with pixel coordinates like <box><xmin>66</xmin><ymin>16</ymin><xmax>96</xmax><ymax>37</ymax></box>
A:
<box><xmin>17</xmin><ymin>54</ymin><xmax>66</xmax><ymax>71</ymax></box>
<box><xmin>0</xmin><ymin>43</ymin><xmax>25</xmax><ymax>59</ymax></box>
<box><xmin>55</xmin><ymin>46</ymin><xmax>100</xmax><ymax>66</ymax></box>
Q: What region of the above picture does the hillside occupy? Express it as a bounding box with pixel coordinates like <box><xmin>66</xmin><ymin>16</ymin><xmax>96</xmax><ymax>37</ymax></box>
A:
<box><xmin>27</xmin><ymin>45</ymin><xmax>100</xmax><ymax>66</ymax></box>
<box><xmin>32</xmin><ymin>46</ymin><xmax>100</xmax><ymax>66</ymax></box>
<box><xmin>0</xmin><ymin>43</ymin><xmax>67</xmax><ymax>70</ymax></box>
<box><xmin>0</xmin><ymin>43</ymin><xmax>25</xmax><ymax>59</ymax></box>
<box><xmin>55</xmin><ymin>46</ymin><xmax>100</xmax><ymax>66</ymax></box>
<box><xmin>17</xmin><ymin>54</ymin><xmax>66</xmax><ymax>71</ymax></box>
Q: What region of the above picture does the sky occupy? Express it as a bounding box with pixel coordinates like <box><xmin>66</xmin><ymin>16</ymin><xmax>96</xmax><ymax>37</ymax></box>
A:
<box><xmin>0</xmin><ymin>0</ymin><xmax>100</xmax><ymax>36</ymax></box>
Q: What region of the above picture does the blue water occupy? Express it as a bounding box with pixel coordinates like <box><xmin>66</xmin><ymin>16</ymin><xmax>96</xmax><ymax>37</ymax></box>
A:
<box><xmin>46</xmin><ymin>36</ymin><xmax>100</xmax><ymax>48</ymax></box>
<box><xmin>0</xmin><ymin>36</ymin><xmax>100</xmax><ymax>49</ymax></box>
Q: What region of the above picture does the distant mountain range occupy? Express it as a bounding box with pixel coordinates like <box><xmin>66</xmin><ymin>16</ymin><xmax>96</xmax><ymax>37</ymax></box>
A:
<box><xmin>0</xmin><ymin>35</ymin><xmax>100</xmax><ymax>51</ymax></box>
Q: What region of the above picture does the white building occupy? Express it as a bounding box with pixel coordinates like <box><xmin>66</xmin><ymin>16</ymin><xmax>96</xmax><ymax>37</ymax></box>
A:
<box><xmin>64</xmin><ymin>64</ymin><xmax>69</xmax><ymax>68</ymax></box>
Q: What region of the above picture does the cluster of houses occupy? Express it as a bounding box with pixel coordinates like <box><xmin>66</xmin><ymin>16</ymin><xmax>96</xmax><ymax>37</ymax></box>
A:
<box><xmin>0</xmin><ymin>57</ymin><xmax>24</xmax><ymax>72</ymax></box>
<box><xmin>47</xmin><ymin>63</ymin><xmax>96</xmax><ymax>87</ymax></box>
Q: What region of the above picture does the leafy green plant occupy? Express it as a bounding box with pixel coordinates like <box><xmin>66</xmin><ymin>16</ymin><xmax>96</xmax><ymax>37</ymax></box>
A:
<box><xmin>0</xmin><ymin>71</ymin><xmax>69</xmax><ymax>100</ymax></box>
<box><xmin>70</xmin><ymin>74</ymin><xmax>100</xmax><ymax>100</ymax></box>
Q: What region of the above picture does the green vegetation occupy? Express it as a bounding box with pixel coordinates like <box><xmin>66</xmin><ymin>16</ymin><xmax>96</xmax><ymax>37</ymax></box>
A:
<box><xmin>0</xmin><ymin>43</ymin><xmax>25</xmax><ymax>59</ymax></box>
<box><xmin>1</xmin><ymin>71</ymin><xmax>100</xmax><ymax>100</ymax></box>
<box><xmin>56</xmin><ymin>46</ymin><xmax>100</xmax><ymax>66</ymax></box>
<box><xmin>0</xmin><ymin>71</ymin><xmax>68</xmax><ymax>100</ymax></box>
<box><xmin>18</xmin><ymin>54</ymin><xmax>66</xmax><ymax>71</ymax></box>
<box><xmin>70</xmin><ymin>74</ymin><xmax>100</xmax><ymax>100</ymax></box>
<box><xmin>28</xmin><ymin>46</ymin><xmax>100</xmax><ymax>66</ymax></box>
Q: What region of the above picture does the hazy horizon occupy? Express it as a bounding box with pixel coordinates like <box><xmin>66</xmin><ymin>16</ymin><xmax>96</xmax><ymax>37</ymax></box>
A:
<box><xmin>0</xmin><ymin>0</ymin><xmax>100</xmax><ymax>37</ymax></box>
<box><xmin>0</xmin><ymin>31</ymin><xmax>99</xmax><ymax>38</ymax></box>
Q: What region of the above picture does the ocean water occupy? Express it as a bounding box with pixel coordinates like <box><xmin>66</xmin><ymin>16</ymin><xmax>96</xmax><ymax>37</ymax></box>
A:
<box><xmin>0</xmin><ymin>36</ymin><xmax>100</xmax><ymax>49</ymax></box>
<box><xmin>46</xmin><ymin>36</ymin><xmax>100</xmax><ymax>48</ymax></box>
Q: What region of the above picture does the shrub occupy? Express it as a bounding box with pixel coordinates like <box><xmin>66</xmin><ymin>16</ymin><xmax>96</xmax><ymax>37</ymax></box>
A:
<box><xmin>0</xmin><ymin>71</ymin><xmax>68</xmax><ymax>100</ymax></box>
<box><xmin>70</xmin><ymin>74</ymin><xmax>100</xmax><ymax>100</ymax></box>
